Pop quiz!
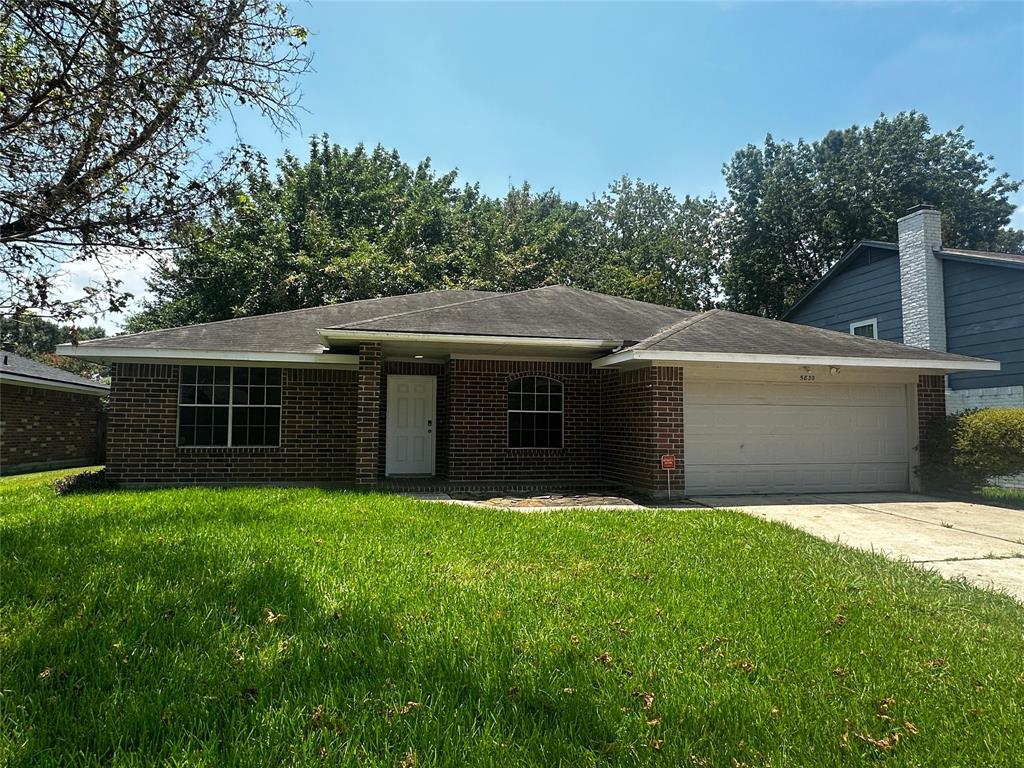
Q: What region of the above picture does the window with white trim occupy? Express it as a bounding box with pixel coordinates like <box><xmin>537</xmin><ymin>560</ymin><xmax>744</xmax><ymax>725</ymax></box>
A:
<box><xmin>178</xmin><ymin>366</ymin><xmax>282</xmax><ymax>447</ymax></box>
<box><xmin>850</xmin><ymin>319</ymin><xmax>878</xmax><ymax>339</ymax></box>
<box><xmin>508</xmin><ymin>376</ymin><xmax>563</xmax><ymax>449</ymax></box>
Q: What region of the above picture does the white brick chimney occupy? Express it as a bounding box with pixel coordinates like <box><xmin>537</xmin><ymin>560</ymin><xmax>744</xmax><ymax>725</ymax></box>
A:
<box><xmin>897</xmin><ymin>205</ymin><xmax>946</xmax><ymax>351</ymax></box>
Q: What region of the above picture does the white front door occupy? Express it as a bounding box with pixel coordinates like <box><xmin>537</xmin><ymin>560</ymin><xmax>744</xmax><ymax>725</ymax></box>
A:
<box><xmin>385</xmin><ymin>375</ymin><xmax>436</xmax><ymax>476</ymax></box>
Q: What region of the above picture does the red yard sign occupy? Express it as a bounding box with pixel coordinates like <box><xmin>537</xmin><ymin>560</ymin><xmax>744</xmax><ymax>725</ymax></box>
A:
<box><xmin>660</xmin><ymin>454</ymin><xmax>676</xmax><ymax>470</ymax></box>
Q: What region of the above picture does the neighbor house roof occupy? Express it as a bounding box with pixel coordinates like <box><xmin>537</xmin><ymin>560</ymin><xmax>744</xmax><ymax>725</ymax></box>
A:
<box><xmin>781</xmin><ymin>240</ymin><xmax>897</xmax><ymax>320</ymax></box>
<box><xmin>0</xmin><ymin>350</ymin><xmax>108</xmax><ymax>395</ymax></box>
<box><xmin>936</xmin><ymin>247</ymin><xmax>1024</xmax><ymax>269</ymax></box>
<box><xmin>58</xmin><ymin>285</ymin><xmax>998</xmax><ymax>373</ymax></box>
<box><xmin>782</xmin><ymin>239</ymin><xmax>1024</xmax><ymax>320</ymax></box>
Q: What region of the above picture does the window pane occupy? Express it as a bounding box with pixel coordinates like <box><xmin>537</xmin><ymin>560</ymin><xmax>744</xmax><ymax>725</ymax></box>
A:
<box><xmin>233</xmin><ymin>409</ymin><xmax>249</xmax><ymax>427</ymax></box>
<box><xmin>265</xmin><ymin>424</ymin><xmax>279</xmax><ymax>446</ymax></box>
<box><xmin>266</xmin><ymin>387</ymin><xmax>281</xmax><ymax>406</ymax></box>
<box><xmin>214</xmin><ymin>367</ymin><xmax>230</xmax><ymax>385</ymax></box>
<box><xmin>213</xmin><ymin>385</ymin><xmax>230</xmax><ymax>405</ymax></box>
<box><xmin>196</xmin><ymin>385</ymin><xmax>212</xmax><ymax>405</ymax></box>
<box><xmin>178</xmin><ymin>423</ymin><xmax>195</xmax><ymax>446</ymax></box>
<box><xmin>234</xmin><ymin>367</ymin><xmax>249</xmax><ymax>385</ymax></box>
<box><xmin>180</xmin><ymin>385</ymin><xmax>196</xmax><ymax>405</ymax></box>
<box><xmin>197</xmin><ymin>366</ymin><xmax>213</xmax><ymax>385</ymax></box>
<box><xmin>213</xmin><ymin>425</ymin><xmax>228</xmax><ymax>445</ymax></box>
<box><xmin>267</xmin><ymin>368</ymin><xmax>281</xmax><ymax>386</ymax></box>
<box><xmin>232</xmin><ymin>424</ymin><xmax>246</xmax><ymax>445</ymax></box>
<box><xmin>181</xmin><ymin>366</ymin><xmax>197</xmax><ymax>385</ymax></box>
<box><xmin>249</xmin><ymin>387</ymin><xmax>265</xmax><ymax>405</ymax></box>
<box><xmin>250</xmin><ymin>368</ymin><xmax>265</xmax><ymax>386</ymax></box>
<box><xmin>508</xmin><ymin>392</ymin><xmax>522</xmax><ymax>410</ymax></box>
<box><xmin>535</xmin><ymin>393</ymin><xmax>549</xmax><ymax>411</ymax></box>
<box><xmin>233</xmin><ymin>385</ymin><xmax>248</xmax><ymax>405</ymax></box>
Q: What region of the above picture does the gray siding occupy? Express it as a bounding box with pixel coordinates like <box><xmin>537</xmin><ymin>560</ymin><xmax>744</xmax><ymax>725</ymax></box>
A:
<box><xmin>787</xmin><ymin>247</ymin><xmax>904</xmax><ymax>342</ymax></box>
<box><xmin>944</xmin><ymin>259</ymin><xmax>1024</xmax><ymax>391</ymax></box>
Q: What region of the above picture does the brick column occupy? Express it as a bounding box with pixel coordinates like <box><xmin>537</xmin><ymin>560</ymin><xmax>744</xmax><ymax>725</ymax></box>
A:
<box><xmin>649</xmin><ymin>366</ymin><xmax>685</xmax><ymax>499</ymax></box>
<box><xmin>355</xmin><ymin>343</ymin><xmax>382</xmax><ymax>485</ymax></box>
<box><xmin>917</xmin><ymin>374</ymin><xmax>947</xmax><ymax>445</ymax></box>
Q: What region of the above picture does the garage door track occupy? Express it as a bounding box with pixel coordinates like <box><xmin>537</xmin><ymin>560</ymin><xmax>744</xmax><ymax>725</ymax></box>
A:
<box><xmin>690</xmin><ymin>493</ymin><xmax>1024</xmax><ymax>601</ymax></box>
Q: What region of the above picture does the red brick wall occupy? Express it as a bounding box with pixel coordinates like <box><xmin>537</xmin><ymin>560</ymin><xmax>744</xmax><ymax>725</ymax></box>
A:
<box><xmin>445</xmin><ymin>359</ymin><xmax>603</xmax><ymax>488</ymax></box>
<box><xmin>917</xmin><ymin>374</ymin><xmax>947</xmax><ymax>445</ymax></box>
<box><xmin>106</xmin><ymin>363</ymin><xmax>357</xmax><ymax>485</ymax></box>
<box><xmin>0</xmin><ymin>382</ymin><xmax>105</xmax><ymax>474</ymax></box>
<box><xmin>600</xmin><ymin>367</ymin><xmax>685</xmax><ymax>496</ymax></box>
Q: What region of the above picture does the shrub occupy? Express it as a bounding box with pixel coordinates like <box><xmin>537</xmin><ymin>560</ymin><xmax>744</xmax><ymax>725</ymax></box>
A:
<box><xmin>955</xmin><ymin>408</ymin><xmax>1024</xmax><ymax>480</ymax></box>
<box><xmin>920</xmin><ymin>408</ymin><xmax>1024</xmax><ymax>492</ymax></box>
<box><xmin>53</xmin><ymin>468</ymin><xmax>110</xmax><ymax>495</ymax></box>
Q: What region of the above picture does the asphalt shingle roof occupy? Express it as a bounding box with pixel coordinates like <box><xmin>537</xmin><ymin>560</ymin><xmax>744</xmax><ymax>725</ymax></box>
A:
<box><xmin>68</xmin><ymin>285</ymin><xmax>992</xmax><ymax>366</ymax></box>
<box><xmin>0</xmin><ymin>350</ymin><xmax>107</xmax><ymax>391</ymax></box>
<box><xmin>325</xmin><ymin>285</ymin><xmax>695</xmax><ymax>341</ymax></box>
<box><xmin>631</xmin><ymin>309</ymin><xmax>986</xmax><ymax>364</ymax></box>
<box><xmin>72</xmin><ymin>290</ymin><xmax>500</xmax><ymax>353</ymax></box>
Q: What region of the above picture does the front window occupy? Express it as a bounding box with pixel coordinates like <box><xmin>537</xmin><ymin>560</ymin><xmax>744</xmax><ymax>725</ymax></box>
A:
<box><xmin>178</xmin><ymin>366</ymin><xmax>282</xmax><ymax>447</ymax></box>
<box><xmin>508</xmin><ymin>376</ymin><xmax>563</xmax><ymax>449</ymax></box>
<box><xmin>850</xmin><ymin>319</ymin><xmax>878</xmax><ymax>339</ymax></box>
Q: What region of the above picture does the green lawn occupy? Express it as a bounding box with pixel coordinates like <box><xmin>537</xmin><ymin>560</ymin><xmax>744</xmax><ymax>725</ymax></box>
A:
<box><xmin>2</xmin><ymin>470</ymin><xmax>1022</xmax><ymax>767</ymax></box>
<box><xmin>978</xmin><ymin>485</ymin><xmax>1024</xmax><ymax>510</ymax></box>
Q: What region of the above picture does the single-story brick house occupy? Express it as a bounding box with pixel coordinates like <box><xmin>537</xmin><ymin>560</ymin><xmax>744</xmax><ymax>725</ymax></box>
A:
<box><xmin>1</xmin><ymin>350</ymin><xmax>108</xmax><ymax>475</ymax></box>
<box><xmin>59</xmin><ymin>286</ymin><xmax>997</xmax><ymax>497</ymax></box>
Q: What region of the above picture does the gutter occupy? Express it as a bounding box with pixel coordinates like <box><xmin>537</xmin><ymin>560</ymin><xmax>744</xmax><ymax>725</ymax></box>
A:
<box><xmin>591</xmin><ymin>349</ymin><xmax>1001</xmax><ymax>372</ymax></box>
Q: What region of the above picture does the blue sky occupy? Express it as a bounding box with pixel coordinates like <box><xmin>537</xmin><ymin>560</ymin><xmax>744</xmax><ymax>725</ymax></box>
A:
<box><xmin>88</xmin><ymin>1</ymin><xmax>1023</xmax><ymax>330</ymax></box>
<box><xmin>210</xmin><ymin>1</ymin><xmax>1023</xmax><ymax>210</ymax></box>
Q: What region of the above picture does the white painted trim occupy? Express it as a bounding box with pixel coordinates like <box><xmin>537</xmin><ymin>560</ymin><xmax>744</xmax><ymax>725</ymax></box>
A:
<box><xmin>448</xmin><ymin>353</ymin><xmax>593</xmax><ymax>363</ymax></box>
<box><xmin>591</xmin><ymin>349</ymin><xmax>1000</xmax><ymax>372</ymax></box>
<box><xmin>55</xmin><ymin>344</ymin><xmax>358</xmax><ymax>368</ymax></box>
<box><xmin>0</xmin><ymin>372</ymin><xmax>108</xmax><ymax>396</ymax></box>
<box><xmin>849</xmin><ymin>318</ymin><xmax>878</xmax><ymax>339</ymax></box>
<box><xmin>317</xmin><ymin>328</ymin><xmax>619</xmax><ymax>349</ymax></box>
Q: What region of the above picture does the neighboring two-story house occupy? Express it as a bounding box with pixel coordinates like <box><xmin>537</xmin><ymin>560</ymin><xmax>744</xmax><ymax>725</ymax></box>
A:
<box><xmin>785</xmin><ymin>204</ymin><xmax>1024</xmax><ymax>414</ymax></box>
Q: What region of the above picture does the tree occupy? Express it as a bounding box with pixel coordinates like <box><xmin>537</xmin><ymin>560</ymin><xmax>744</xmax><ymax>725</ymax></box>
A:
<box><xmin>0</xmin><ymin>0</ymin><xmax>310</xmax><ymax>323</ymax></box>
<box><xmin>721</xmin><ymin>112</ymin><xmax>1022</xmax><ymax>317</ymax></box>
<box><xmin>584</xmin><ymin>178</ymin><xmax>723</xmax><ymax>310</ymax></box>
<box><xmin>127</xmin><ymin>138</ymin><xmax>726</xmax><ymax>331</ymax></box>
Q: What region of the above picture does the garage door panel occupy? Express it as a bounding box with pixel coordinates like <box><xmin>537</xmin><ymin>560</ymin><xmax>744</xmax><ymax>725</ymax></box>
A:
<box><xmin>685</xmin><ymin>462</ymin><xmax>908</xmax><ymax>495</ymax></box>
<box><xmin>685</xmin><ymin>381</ymin><xmax>910</xmax><ymax>495</ymax></box>
<box><xmin>686</xmin><ymin>381</ymin><xmax>906</xmax><ymax>408</ymax></box>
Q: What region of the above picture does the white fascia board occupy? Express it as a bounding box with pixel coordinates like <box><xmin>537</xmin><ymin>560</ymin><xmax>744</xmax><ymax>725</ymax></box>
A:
<box><xmin>55</xmin><ymin>344</ymin><xmax>359</xmax><ymax>367</ymax></box>
<box><xmin>0</xmin><ymin>372</ymin><xmax>108</xmax><ymax>396</ymax></box>
<box><xmin>317</xmin><ymin>328</ymin><xmax>620</xmax><ymax>349</ymax></box>
<box><xmin>591</xmin><ymin>349</ymin><xmax>1001</xmax><ymax>372</ymax></box>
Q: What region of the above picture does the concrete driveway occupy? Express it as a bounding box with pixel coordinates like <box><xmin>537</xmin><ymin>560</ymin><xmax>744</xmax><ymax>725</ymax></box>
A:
<box><xmin>689</xmin><ymin>493</ymin><xmax>1024</xmax><ymax>601</ymax></box>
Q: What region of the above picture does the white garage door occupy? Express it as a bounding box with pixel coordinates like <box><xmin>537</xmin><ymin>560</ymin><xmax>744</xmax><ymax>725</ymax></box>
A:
<box><xmin>684</xmin><ymin>380</ymin><xmax>910</xmax><ymax>495</ymax></box>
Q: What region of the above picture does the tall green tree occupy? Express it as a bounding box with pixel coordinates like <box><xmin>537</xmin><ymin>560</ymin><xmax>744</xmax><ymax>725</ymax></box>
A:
<box><xmin>128</xmin><ymin>139</ymin><xmax>722</xmax><ymax>330</ymax></box>
<box><xmin>721</xmin><ymin>112</ymin><xmax>1022</xmax><ymax>317</ymax></box>
<box><xmin>585</xmin><ymin>178</ymin><xmax>723</xmax><ymax>310</ymax></box>
<box><xmin>0</xmin><ymin>0</ymin><xmax>310</xmax><ymax>323</ymax></box>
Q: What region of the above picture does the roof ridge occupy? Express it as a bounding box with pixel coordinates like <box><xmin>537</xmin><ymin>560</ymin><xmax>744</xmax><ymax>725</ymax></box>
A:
<box><xmin>327</xmin><ymin>285</ymin><xmax>556</xmax><ymax>329</ymax></box>
<box><xmin>632</xmin><ymin>309</ymin><xmax>720</xmax><ymax>350</ymax></box>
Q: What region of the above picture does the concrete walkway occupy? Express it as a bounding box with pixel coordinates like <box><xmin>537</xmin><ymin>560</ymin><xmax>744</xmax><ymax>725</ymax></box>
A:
<box><xmin>690</xmin><ymin>493</ymin><xmax>1024</xmax><ymax>601</ymax></box>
